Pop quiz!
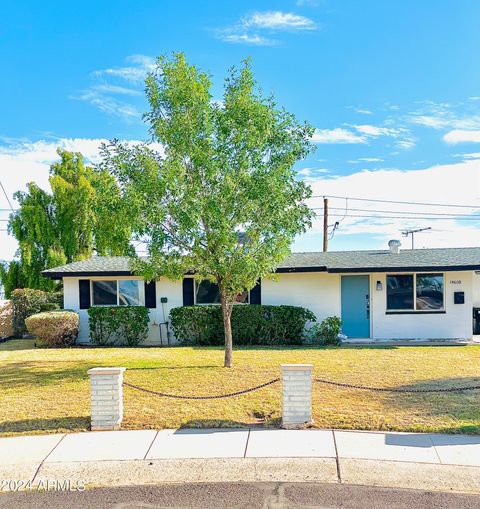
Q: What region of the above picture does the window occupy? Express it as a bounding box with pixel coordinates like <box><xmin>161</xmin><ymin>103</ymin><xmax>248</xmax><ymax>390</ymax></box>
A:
<box><xmin>119</xmin><ymin>280</ymin><xmax>142</xmax><ymax>306</ymax></box>
<box><xmin>195</xmin><ymin>280</ymin><xmax>249</xmax><ymax>305</ymax></box>
<box><xmin>386</xmin><ymin>273</ymin><xmax>444</xmax><ymax>312</ymax></box>
<box><xmin>92</xmin><ymin>280</ymin><xmax>117</xmax><ymax>306</ymax></box>
<box><xmin>416</xmin><ymin>274</ymin><xmax>444</xmax><ymax>310</ymax></box>
<box><xmin>91</xmin><ymin>280</ymin><xmax>144</xmax><ymax>306</ymax></box>
<box><xmin>386</xmin><ymin>275</ymin><xmax>414</xmax><ymax>310</ymax></box>
<box><xmin>196</xmin><ymin>280</ymin><xmax>221</xmax><ymax>304</ymax></box>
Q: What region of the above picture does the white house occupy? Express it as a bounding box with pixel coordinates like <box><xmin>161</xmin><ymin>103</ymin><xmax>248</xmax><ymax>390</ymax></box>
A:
<box><xmin>42</xmin><ymin>245</ymin><xmax>480</xmax><ymax>344</ymax></box>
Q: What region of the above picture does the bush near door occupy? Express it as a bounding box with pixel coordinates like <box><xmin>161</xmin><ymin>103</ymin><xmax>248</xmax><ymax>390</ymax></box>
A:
<box><xmin>307</xmin><ymin>316</ymin><xmax>343</xmax><ymax>345</ymax></box>
<box><xmin>170</xmin><ymin>304</ymin><xmax>316</xmax><ymax>345</ymax></box>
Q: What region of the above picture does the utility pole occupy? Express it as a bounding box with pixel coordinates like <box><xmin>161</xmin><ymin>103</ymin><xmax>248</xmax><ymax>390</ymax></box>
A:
<box><xmin>323</xmin><ymin>197</ymin><xmax>328</xmax><ymax>252</ymax></box>
<box><xmin>401</xmin><ymin>227</ymin><xmax>431</xmax><ymax>249</ymax></box>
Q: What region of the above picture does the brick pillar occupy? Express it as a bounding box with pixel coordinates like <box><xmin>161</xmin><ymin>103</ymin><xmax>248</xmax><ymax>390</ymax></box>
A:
<box><xmin>281</xmin><ymin>364</ymin><xmax>313</xmax><ymax>429</ymax></box>
<box><xmin>87</xmin><ymin>367</ymin><xmax>126</xmax><ymax>431</ymax></box>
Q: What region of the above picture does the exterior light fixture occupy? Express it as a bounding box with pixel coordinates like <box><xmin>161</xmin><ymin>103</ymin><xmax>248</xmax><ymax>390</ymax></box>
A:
<box><xmin>376</xmin><ymin>281</ymin><xmax>383</xmax><ymax>291</ymax></box>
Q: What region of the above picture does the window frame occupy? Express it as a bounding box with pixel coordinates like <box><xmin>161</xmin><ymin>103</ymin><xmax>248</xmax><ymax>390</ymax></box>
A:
<box><xmin>386</xmin><ymin>272</ymin><xmax>445</xmax><ymax>313</ymax></box>
<box><xmin>90</xmin><ymin>279</ymin><xmax>145</xmax><ymax>307</ymax></box>
<box><xmin>193</xmin><ymin>279</ymin><xmax>250</xmax><ymax>305</ymax></box>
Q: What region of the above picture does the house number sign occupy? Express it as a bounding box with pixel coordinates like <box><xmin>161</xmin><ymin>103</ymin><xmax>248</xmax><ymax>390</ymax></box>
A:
<box><xmin>450</xmin><ymin>280</ymin><xmax>462</xmax><ymax>284</ymax></box>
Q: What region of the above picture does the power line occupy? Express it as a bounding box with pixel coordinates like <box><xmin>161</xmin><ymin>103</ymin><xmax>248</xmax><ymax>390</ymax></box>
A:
<box><xmin>313</xmin><ymin>212</ymin><xmax>480</xmax><ymax>221</ymax></box>
<box><xmin>325</xmin><ymin>206</ymin><xmax>480</xmax><ymax>218</ymax></box>
<box><xmin>310</xmin><ymin>194</ymin><xmax>480</xmax><ymax>209</ymax></box>
<box><xmin>0</xmin><ymin>181</ymin><xmax>14</xmax><ymax>212</ymax></box>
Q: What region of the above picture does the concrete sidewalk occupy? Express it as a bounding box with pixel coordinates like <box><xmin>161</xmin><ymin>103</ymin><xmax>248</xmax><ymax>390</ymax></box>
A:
<box><xmin>2</xmin><ymin>429</ymin><xmax>480</xmax><ymax>493</ymax></box>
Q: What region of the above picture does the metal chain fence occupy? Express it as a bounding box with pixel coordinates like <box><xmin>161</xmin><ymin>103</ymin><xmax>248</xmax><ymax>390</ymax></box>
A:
<box><xmin>122</xmin><ymin>374</ymin><xmax>480</xmax><ymax>400</ymax></box>
<box><xmin>315</xmin><ymin>378</ymin><xmax>480</xmax><ymax>393</ymax></box>
<box><xmin>123</xmin><ymin>378</ymin><xmax>280</xmax><ymax>400</ymax></box>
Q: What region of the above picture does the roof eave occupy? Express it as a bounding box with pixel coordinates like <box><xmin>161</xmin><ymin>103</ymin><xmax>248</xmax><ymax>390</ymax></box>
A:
<box><xmin>327</xmin><ymin>265</ymin><xmax>480</xmax><ymax>273</ymax></box>
<box><xmin>41</xmin><ymin>270</ymin><xmax>133</xmax><ymax>280</ymax></box>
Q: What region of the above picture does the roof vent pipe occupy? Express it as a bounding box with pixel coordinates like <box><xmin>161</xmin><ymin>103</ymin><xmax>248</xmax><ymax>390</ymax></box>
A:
<box><xmin>388</xmin><ymin>239</ymin><xmax>401</xmax><ymax>254</ymax></box>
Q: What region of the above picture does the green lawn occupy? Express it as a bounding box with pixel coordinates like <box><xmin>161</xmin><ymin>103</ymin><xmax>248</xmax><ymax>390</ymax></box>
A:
<box><xmin>1</xmin><ymin>339</ymin><xmax>480</xmax><ymax>436</ymax></box>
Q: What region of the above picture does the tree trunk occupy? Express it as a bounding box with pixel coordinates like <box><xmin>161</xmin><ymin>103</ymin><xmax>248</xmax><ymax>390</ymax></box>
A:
<box><xmin>220</xmin><ymin>288</ymin><xmax>233</xmax><ymax>368</ymax></box>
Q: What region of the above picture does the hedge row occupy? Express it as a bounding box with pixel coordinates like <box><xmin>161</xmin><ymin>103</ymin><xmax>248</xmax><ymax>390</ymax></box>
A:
<box><xmin>170</xmin><ymin>305</ymin><xmax>316</xmax><ymax>346</ymax></box>
<box><xmin>87</xmin><ymin>306</ymin><xmax>150</xmax><ymax>346</ymax></box>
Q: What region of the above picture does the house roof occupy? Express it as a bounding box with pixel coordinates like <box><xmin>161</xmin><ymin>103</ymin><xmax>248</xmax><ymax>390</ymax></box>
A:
<box><xmin>42</xmin><ymin>247</ymin><xmax>480</xmax><ymax>279</ymax></box>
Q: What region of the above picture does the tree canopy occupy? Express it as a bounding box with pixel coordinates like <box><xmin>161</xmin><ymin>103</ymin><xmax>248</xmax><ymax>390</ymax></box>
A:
<box><xmin>99</xmin><ymin>53</ymin><xmax>315</xmax><ymax>366</ymax></box>
<box><xmin>1</xmin><ymin>149</ymin><xmax>133</xmax><ymax>296</ymax></box>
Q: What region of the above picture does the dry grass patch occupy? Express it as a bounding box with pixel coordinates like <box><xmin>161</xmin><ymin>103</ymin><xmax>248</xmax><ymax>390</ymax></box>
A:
<box><xmin>1</xmin><ymin>340</ymin><xmax>479</xmax><ymax>436</ymax></box>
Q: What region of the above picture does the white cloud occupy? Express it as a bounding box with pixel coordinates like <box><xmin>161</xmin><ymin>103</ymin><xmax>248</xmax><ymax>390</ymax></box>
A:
<box><xmin>92</xmin><ymin>54</ymin><xmax>156</xmax><ymax>84</ymax></box>
<box><xmin>304</xmin><ymin>159</ymin><xmax>480</xmax><ymax>248</ymax></box>
<box><xmin>297</xmin><ymin>167</ymin><xmax>330</xmax><ymax>177</ymax></box>
<box><xmin>215</xmin><ymin>10</ymin><xmax>317</xmax><ymax>45</ymax></box>
<box><xmin>443</xmin><ymin>130</ymin><xmax>480</xmax><ymax>144</ymax></box>
<box><xmin>455</xmin><ymin>152</ymin><xmax>480</xmax><ymax>159</ymax></box>
<box><xmin>407</xmin><ymin>101</ymin><xmax>480</xmax><ymax>131</ymax></box>
<box><xmin>74</xmin><ymin>90</ymin><xmax>141</xmax><ymax>121</ymax></box>
<box><xmin>350</xmin><ymin>124</ymin><xmax>415</xmax><ymax>149</ymax></box>
<box><xmin>311</xmin><ymin>128</ymin><xmax>366</xmax><ymax>144</ymax></box>
<box><xmin>352</xmin><ymin>107</ymin><xmax>373</xmax><ymax>115</ymax></box>
<box><xmin>243</xmin><ymin>11</ymin><xmax>317</xmax><ymax>30</ymax></box>
<box><xmin>354</xmin><ymin>124</ymin><xmax>396</xmax><ymax>137</ymax></box>
<box><xmin>348</xmin><ymin>157</ymin><xmax>384</xmax><ymax>163</ymax></box>
<box><xmin>75</xmin><ymin>54</ymin><xmax>154</xmax><ymax>120</ymax></box>
<box><xmin>91</xmin><ymin>84</ymin><xmax>142</xmax><ymax>96</ymax></box>
<box><xmin>219</xmin><ymin>33</ymin><xmax>276</xmax><ymax>46</ymax></box>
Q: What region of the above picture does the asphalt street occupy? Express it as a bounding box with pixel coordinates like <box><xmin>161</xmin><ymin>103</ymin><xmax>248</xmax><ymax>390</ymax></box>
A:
<box><xmin>1</xmin><ymin>482</ymin><xmax>480</xmax><ymax>509</ymax></box>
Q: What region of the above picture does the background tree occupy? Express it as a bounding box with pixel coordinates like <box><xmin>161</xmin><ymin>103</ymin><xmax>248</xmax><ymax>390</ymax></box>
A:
<box><xmin>99</xmin><ymin>53</ymin><xmax>315</xmax><ymax>367</ymax></box>
<box><xmin>1</xmin><ymin>149</ymin><xmax>133</xmax><ymax>296</ymax></box>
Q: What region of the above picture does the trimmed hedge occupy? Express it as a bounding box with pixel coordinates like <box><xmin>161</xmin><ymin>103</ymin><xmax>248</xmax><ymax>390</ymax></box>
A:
<box><xmin>11</xmin><ymin>288</ymin><xmax>63</xmax><ymax>337</ymax></box>
<box><xmin>170</xmin><ymin>305</ymin><xmax>316</xmax><ymax>346</ymax></box>
<box><xmin>88</xmin><ymin>306</ymin><xmax>150</xmax><ymax>346</ymax></box>
<box><xmin>25</xmin><ymin>310</ymin><xmax>79</xmax><ymax>347</ymax></box>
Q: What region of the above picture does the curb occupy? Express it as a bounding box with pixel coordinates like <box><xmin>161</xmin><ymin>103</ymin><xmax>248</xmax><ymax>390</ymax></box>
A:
<box><xmin>2</xmin><ymin>458</ymin><xmax>480</xmax><ymax>494</ymax></box>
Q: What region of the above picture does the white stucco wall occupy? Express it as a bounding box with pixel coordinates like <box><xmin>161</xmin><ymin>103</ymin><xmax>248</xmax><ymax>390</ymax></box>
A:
<box><xmin>370</xmin><ymin>271</ymin><xmax>473</xmax><ymax>340</ymax></box>
<box><xmin>262</xmin><ymin>272</ymin><xmax>341</xmax><ymax>323</ymax></box>
<box><xmin>262</xmin><ymin>271</ymin><xmax>474</xmax><ymax>340</ymax></box>
<box><xmin>64</xmin><ymin>276</ymin><xmax>183</xmax><ymax>345</ymax></box>
<box><xmin>63</xmin><ymin>269</ymin><xmax>475</xmax><ymax>344</ymax></box>
<box><xmin>472</xmin><ymin>272</ymin><xmax>480</xmax><ymax>308</ymax></box>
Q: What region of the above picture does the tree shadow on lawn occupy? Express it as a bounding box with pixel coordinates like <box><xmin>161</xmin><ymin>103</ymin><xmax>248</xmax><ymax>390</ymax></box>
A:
<box><xmin>189</xmin><ymin>345</ymin><xmax>399</xmax><ymax>351</ymax></box>
<box><xmin>0</xmin><ymin>416</ymin><xmax>90</xmax><ymax>435</ymax></box>
<box><xmin>0</xmin><ymin>361</ymin><xmax>95</xmax><ymax>389</ymax></box>
<box><xmin>128</xmin><ymin>365</ymin><xmax>218</xmax><ymax>371</ymax></box>
<box><xmin>362</xmin><ymin>376</ymin><xmax>480</xmax><ymax>435</ymax></box>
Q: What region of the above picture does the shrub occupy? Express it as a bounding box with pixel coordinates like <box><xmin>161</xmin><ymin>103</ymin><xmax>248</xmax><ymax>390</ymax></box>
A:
<box><xmin>308</xmin><ymin>316</ymin><xmax>343</xmax><ymax>345</ymax></box>
<box><xmin>170</xmin><ymin>305</ymin><xmax>316</xmax><ymax>346</ymax></box>
<box><xmin>39</xmin><ymin>302</ymin><xmax>60</xmax><ymax>312</ymax></box>
<box><xmin>25</xmin><ymin>311</ymin><xmax>79</xmax><ymax>347</ymax></box>
<box><xmin>87</xmin><ymin>306</ymin><xmax>150</xmax><ymax>346</ymax></box>
<box><xmin>0</xmin><ymin>300</ymin><xmax>13</xmax><ymax>338</ymax></box>
<box><xmin>10</xmin><ymin>288</ymin><xmax>65</xmax><ymax>337</ymax></box>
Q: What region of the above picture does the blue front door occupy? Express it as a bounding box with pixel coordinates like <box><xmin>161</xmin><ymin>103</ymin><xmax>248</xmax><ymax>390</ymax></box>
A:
<box><xmin>341</xmin><ymin>275</ymin><xmax>370</xmax><ymax>338</ymax></box>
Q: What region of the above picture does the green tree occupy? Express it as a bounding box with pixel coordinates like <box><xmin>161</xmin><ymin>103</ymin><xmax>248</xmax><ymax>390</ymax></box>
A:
<box><xmin>0</xmin><ymin>260</ymin><xmax>26</xmax><ymax>298</ymax></box>
<box><xmin>99</xmin><ymin>53</ymin><xmax>314</xmax><ymax>367</ymax></box>
<box><xmin>2</xmin><ymin>149</ymin><xmax>133</xmax><ymax>296</ymax></box>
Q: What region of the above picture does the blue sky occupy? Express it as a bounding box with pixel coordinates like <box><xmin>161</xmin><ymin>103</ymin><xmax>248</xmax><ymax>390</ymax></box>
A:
<box><xmin>1</xmin><ymin>0</ymin><xmax>480</xmax><ymax>258</ymax></box>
